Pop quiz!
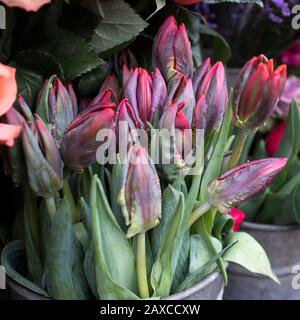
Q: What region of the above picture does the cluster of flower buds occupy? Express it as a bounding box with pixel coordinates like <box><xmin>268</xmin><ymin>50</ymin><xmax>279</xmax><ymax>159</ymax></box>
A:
<box><xmin>0</xmin><ymin>15</ymin><xmax>289</xmax><ymax>239</ymax></box>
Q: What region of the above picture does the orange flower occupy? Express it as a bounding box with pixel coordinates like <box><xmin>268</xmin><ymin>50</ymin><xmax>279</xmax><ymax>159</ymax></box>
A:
<box><xmin>0</xmin><ymin>63</ymin><xmax>17</xmax><ymax>117</ymax></box>
<box><xmin>0</xmin><ymin>0</ymin><xmax>50</xmax><ymax>11</ymax></box>
<box><xmin>0</xmin><ymin>63</ymin><xmax>20</xmax><ymax>146</ymax></box>
<box><xmin>0</xmin><ymin>124</ymin><xmax>20</xmax><ymax>147</ymax></box>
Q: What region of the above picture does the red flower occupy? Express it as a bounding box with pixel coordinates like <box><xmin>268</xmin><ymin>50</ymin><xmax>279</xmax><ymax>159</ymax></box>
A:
<box><xmin>265</xmin><ymin>121</ymin><xmax>286</xmax><ymax>157</ymax></box>
<box><xmin>230</xmin><ymin>208</ymin><xmax>246</xmax><ymax>232</ymax></box>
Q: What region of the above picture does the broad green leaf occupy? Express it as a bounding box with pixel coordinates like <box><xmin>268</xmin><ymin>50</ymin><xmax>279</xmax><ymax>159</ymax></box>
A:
<box><xmin>253</xmin><ymin>191</ymin><xmax>287</xmax><ymax>224</ymax></box>
<box><xmin>171</xmin><ymin>232</ymin><xmax>190</xmax><ymax>292</ymax></box>
<box><xmin>276</xmin><ymin>101</ymin><xmax>299</xmax><ymax>158</ymax></box>
<box><xmin>90</xmin><ymin>0</ymin><xmax>148</xmax><ymax>55</ymax></box>
<box><xmin>150</xmin><ymin>184</ymin><xmax>180</xmax><ymax>258</ymax></box>
<box><xmin>15</xmin><ymin>50</ymin><xmax>64</xmax><ymax>80</ymax></box>
<box><xmin>110</xmin><ymin>155</ymin><xmax>125</xmax><ymax>232</ymax></box>
<box><xmin>292</xmin><ymin>185</ymin><xmax>300</xmax><ymax>224</ymax></box>
<box><xmin>78</xmin><ymin>61</ymin><xmax>112</xmax><ymax>97</ymax></box>
<box><xmin>189</xmin><ymin>234</ymin><xmax>222</xmax><ymax>276</ymax></box>
<box><xmin>200</xmin><ymin>101</ymin><xmax>232</xmax><ymax>201</ymax></box>
<box><xmin>239</xmin><ymin>189</ymin><xmax>267</xmax><ymax>221</ymax></box>
<box><xmin>45</xmin><ymin>199</ymin><xmax>91</xmax><ymax>299</ymax></box>
<box><xmin>78</xmin><ymin>197</ymin><xmax>92</xmax><ymax>237</ymax></box>
<box><xmin>90</xmin><ymin>175</ymin><xmax>138</xmax><ymax>299</ymax></box>
<box><xmin>224</xmin><ymin>231</ymin><xmax>279</xmax><ymax>283</ymax></box>
<box><xmin>23</xmin><ymin>189</ymin><xmax>43</xmax><ymax>286</ymax></box>
<box><xmin>192</xmin><ymin>212</ymin><xmax>228</xmax><ymax>283</ymax></box>
<box><xmin>175</xmin><ymin>241</ymin><xmax>235</xmax><ymax>293</ymax></box>
<box><xmin>150</xmin><ymin>192</ymin><xmax>185</xmax><ymax>297</ymax></box>
<box><xmin>198</xmin><ymin>23</ymin><xmax>231</xmax><ymax>63</ymax></box>
<box><xmin>73</xmin><ymin>223</ymin><xmax>89</xmax><ymax>253</ymax></box>
<box><xmin>1</xmin><ymin>240</ymin><xmax>49</xmax><ymax>298</ymax></box>
<box><xmin>271</xmin><ymin>101</ymin><xmax>300</xmax><ymax>191</ymax></box>
<box><xmin>15</xmin><ymin>67</ymin><xmax>43</xmax><ymax>109</ymax></box>
<box><xmin>42</xmin><ymin>29</ymin><xmax>103</xmax><ymax>80</ymax></box>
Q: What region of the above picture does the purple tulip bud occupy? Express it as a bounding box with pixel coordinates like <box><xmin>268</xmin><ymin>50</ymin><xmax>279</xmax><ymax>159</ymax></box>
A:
<box><xmin>115</xmin><ymin>48</ymin><xmax>138</xmax><ymax>70</ymax></box>
<box><xmin>61</xmin><ymin>102</ymin><xmax>115</xmax><ymax>173</ymax></box>
<box><xmin>89</xmin><ymin>88</ymin><xmax>119</xmax><ymax>109</ymax></box>
<box><xmin>115</xmin><ymin>99</ymin><xmax>143</xmax><ymax>145</ymax></box>
<box><xmin>193</xmin><ymin>61</ymin><xmax>228</xmax><ymax>135</ymax></box>
<box><xmin>208</xmin><ymin>158</ymin><xmax>288</xmax><ymax>214</ymax></box>
<box><xmin>3</xmin><ymin>106</ymin><xmax>26</xmax><ymax>185</ymax></box>
<box><xmin>123</xmin><ymin>66</ymin><xmax>167</xmax><ymax>127</ymax></box>
<box><xmin>152</xmin><ymin>16</ymin><xmax>193</xmax><ymax>81</ymax></box>
<box><xmin>100</xmin><ymin>74</ymin><xmax>120</xmax><ymax>98</ymax></box>
<box><xmin>22</xmin><ymin>115</ymin><xmax>63</xmax><ymax>198</ymax></box>
<box><xmin>233</xmin><ymin>55</ymin><xmax>287</xmax><ymax>130</ymax></box>
<box><xmin>158</xmin><ymin>102</ymin><xmax>194</xmax><ymax>180</ymax></box>
<box><xmin>36</xmin><ymin>77</ymin><xmax>78</xmax><ymax>145</ymax></box>
<box><xmin>193</xmin><ymin>58</ymin><xmax>212</xmax><ymax>96</ymax></box>
<box><xmin>167</xmin><ymin>71</ymin><xmax>195</xmax><ymax>124</ymax></box>
<box><xmin>193</xmin><ymin>95</ymin><xmax>207</xmax><ymax>130</ymax></box>
<box><xmin>118</xmin><ymin>145</ymin><xmax>161</xmax><ymax>238</ymax></box>
<box><xmin>150</xmin><ymin>68</ymin><xmax>167</xmax><ymax>121</ymax></box>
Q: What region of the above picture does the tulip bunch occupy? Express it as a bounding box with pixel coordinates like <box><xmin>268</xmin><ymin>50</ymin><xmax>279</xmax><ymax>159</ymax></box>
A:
<box><xmin>0</xmin><ymin>16</ymin><xmax>288</xmax><ymax>300</ymax></box>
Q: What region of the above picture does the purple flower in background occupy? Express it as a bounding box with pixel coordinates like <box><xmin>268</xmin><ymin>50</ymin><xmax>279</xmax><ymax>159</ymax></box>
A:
<box><xmin>273</xmin><ymin>76</ymin><xmax>300</xmax><ymax>118</ymax></box>
<box><xmin>265</xmin><ymin>0</ymin><xmax>297</xmax><ymax>24</ymax></box>
<box><xmin>194</xmin><ymin>3</ymin><xmax>217</xmax><ymax>29</ymax></box>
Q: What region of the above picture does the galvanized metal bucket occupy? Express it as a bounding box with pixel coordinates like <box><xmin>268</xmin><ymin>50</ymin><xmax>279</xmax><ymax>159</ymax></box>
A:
<box><xmin>7</xmin><ymin>270</ymin><xmax>224</xmax><ymax>300</ymax></box>
<box><xmin>224</xmin><ymin>221</ymin><xmax>300</xmax><ymax>300</ymax></box>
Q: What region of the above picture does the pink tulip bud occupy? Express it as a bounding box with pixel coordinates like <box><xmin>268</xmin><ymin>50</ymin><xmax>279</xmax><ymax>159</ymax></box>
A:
<box><xmin>118</xmin><ymin>145</ymin><xmax>161</xmax><ymax>238</ymax></box>
<box><xmin>61</xmin><ymin>102</ymin><xmax>115</xmax><ymax>173</ymax></box>
<box><xmin>152</xmin><ymin>16</ymin><xmax>193</xmax><ymax>81</ymax></box>
<box><xmin>193</xmin><ymin>60</ymin><xmax>228</xmax><ymax>134</ymax></box>
<box><xmin>208</xmin><ymin>158</ymin><xmax>288</xmax><ymax>214</ymax></box>
<box><xmin>233</xmin><ymin>55</ymin><xmax>287</xmax><ymax>130</ymax></box>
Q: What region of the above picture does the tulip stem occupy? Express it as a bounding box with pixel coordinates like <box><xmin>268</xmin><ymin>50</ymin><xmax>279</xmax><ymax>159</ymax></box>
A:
<box><xmin>45</xmin><ymin>196</ymin><xmax>56</xmax><ymax>222</ymax></box>
<box><xmin>187</xmin><ymin>202</ymin><xmax>212</xmax><ymax>229</ymax></box>
<box><xmin>136</xmin><ymin>232</ymin><xmax>149</xmax><ymax>299</ymax></box>
<box><xmin>63</xmin><ymin>178</ymin><xmax>80</xmax><ymax>223</ymax></box>
<box><xmin>227</xmin><ymin>131</ymin><xmax>248</xmax><ymax>170</ymax></box>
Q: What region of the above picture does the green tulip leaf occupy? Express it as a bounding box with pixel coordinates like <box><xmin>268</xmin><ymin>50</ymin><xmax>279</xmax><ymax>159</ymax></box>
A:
<box><xmin>45</xmin><ymin>199</ymin><xmax>91</xmax><ymax>299</ymax></box>
<box><xmin>89</xmin><ymin>175</ymin><xmax>138</xmax><ymax>299</ymax></box>
<box><xmin>150</xmin><ymin>192</ymin><xmax>186</xmax><ymax>297</ymax></box>
<box><xmin>224</xmin><ymin>231</ymin><xmax>279</xmax><ymax>283</ymax></box>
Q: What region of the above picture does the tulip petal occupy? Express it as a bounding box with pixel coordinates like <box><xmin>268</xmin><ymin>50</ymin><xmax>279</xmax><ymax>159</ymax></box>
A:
<box><xmin>208</xmin><ymin>158</ymin><xmax>288</xmax><ymax>214</ymax></box>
